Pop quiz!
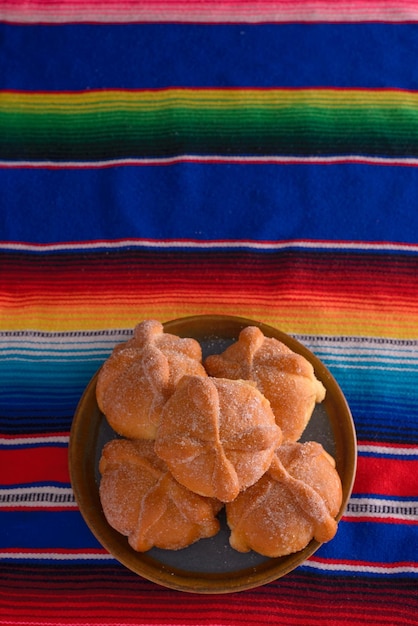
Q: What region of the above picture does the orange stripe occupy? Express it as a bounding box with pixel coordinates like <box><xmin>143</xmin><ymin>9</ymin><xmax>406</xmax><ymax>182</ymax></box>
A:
<box><xmin>2</xmin><ymin>250</ymin><xmax>418</xmax><ymax>335</ymax></box>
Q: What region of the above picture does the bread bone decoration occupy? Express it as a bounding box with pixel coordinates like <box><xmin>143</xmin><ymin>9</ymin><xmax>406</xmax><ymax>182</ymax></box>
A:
<box><xmin>154</xmin><ymin>374</ymin><xmax>282</xmax><ymax>502</ymax></box>
<box><xmin>99</xmin><ymin>438</ymin><xmax>221</xmax><ymax>551</ymax></box>
<box><xmin>96</xmin><ymin>320</ymin><xmax>207</xmax><ymax>439</ymax></box>
<box><xmin>205</xmin><ymin>326</ymin><xmax>326</xmax><ymax>442</ymax></box>
<box><xmin>96</xmin><ymin>320</ymin><xmax>343</xmax><ymax>558</ymax></box>
<box><xmin>226</xmin><ymin>441</ymin><xmax>343</xmax><ymax>557</ymax></box>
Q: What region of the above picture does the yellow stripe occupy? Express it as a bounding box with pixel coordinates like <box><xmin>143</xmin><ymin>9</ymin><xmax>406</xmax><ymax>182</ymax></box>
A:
<box><xmin>2</xmin><ymin>88</ymin><xmax>418</xmax><ymax>112</ymax></box>
<box><xmin>2</xmin><ymin>301</ymin><xmax>418</xmax><ymax>339</ymax></box>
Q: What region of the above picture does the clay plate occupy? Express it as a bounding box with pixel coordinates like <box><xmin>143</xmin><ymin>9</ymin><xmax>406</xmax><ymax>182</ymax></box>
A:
<box><xmin>69</xmin><ymin>315</ymin><xmax>357</xmax><ymax>594</ymax></box>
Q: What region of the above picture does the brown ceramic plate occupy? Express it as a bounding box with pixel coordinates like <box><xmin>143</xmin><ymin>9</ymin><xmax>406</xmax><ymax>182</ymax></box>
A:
<box><xmin>69</xmin><ymin>315</ymin><xmax>357</xmax><ymax>594</ymax></box>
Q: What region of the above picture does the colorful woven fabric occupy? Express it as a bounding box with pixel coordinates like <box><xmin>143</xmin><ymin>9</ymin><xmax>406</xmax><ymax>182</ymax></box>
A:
<box><xmin>1</xmin><ymin>1</ymin><xmax>418</xmax><ymax>624</ymax></box>
<box><xmin>4</xmin><ymin>88</ymin><xmax>418</xmax><ymax>164</ymax></box>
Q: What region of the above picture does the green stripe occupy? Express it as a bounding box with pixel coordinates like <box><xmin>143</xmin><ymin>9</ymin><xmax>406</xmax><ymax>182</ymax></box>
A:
<box><xmin>1</xmin><ymin>103</ymin><xmax>418</xmax><ymax>159</ymax></box>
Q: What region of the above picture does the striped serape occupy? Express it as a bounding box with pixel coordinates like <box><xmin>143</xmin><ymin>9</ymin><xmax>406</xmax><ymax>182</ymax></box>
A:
<box><xmin>1</xmin><ymin>2</ymin><xmax>417</xmax><ymax>625</ymax></box>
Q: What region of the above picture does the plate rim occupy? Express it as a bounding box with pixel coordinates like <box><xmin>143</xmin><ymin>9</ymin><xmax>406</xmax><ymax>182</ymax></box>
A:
<box><xmin>69</xmin><ymin>314</ymin><xmax>357</xmax><ymax>594</ymax></box>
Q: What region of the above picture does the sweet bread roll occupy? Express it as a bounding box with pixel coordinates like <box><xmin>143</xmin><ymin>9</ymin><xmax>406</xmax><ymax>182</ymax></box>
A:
<box><xmin>226</xmin><ymin>441</ymin><xmax>343</xmax><ymax>557</ymax></box>
<box><xmin>96</xmin><ymin>320</ymin><xmax>207</xmax><ymax>439</ymax></box>
<box><xmin>99</xmin><ymin>438</ymin><xmax>221</xmax><ymax>552</ymax></box>
<box><xmin>154</xmin><ymin>375</ymin><xmax>282</xmax><ymax>502</ymax></box>
<box><xmin>205</xmin><ymin>326</ymin><xmax>326</xmax><ymax>442</ymax></box>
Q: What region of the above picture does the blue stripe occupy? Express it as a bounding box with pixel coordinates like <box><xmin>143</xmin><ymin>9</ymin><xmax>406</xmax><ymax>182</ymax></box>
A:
<box><xmin>348</xmin><ymin>412</ymin><xmax>418</xmax><ymax>443</ymax></box>
<box><xmin>0</xmin><ymin>360</ymin><xmax>102</xmax><ymax>379</ymax></box>
<box><xmin>327</xmin><ymin>365</ymin><xmax>418</xmax><ymax>412</ymax></box>
<box><xmin>1</xmin><ymin>513</ymin><xmax>416</xmax><ymax>573</ymax></box>
<box><xmin>1</xmin><ymin>338</ymin><xmax>418</xmax><ymax>442</ymax></box>
<box><xmin>0</xmin><ymin>417</ymin><xmax>73</xmax><ymax>435</ymax></box>
<box><xmin>1</xmin><ymin>23</ymin><xmax>418</xmax><ymax>90</ymax></box>
<box><xmin>0</xmin><ymin>481</ymin><xmax>71</xmax><ymax>489</ymax></box>
<box><xmin>314</xmin><ymin>520</ymin><xmax>418</xmax><ymax>568</ymax></box>
<box><xmin>0</xmin><ymin>360</ymin><xmax>100</xmax><ymax>417</ymax></box>
<box><xmin>2</xmin><ymin>164</ymin><xmax>418</xmax><ymax>244</ymax></box>
<box><xmin>0</xmin><ymin>511</ymin><xmax>102</xmax><ymax>549</ymax></box>
<box><xmin>0</xmin><ymin>442</ymin><xmax>69</xmax><ymax>451</ymax></box>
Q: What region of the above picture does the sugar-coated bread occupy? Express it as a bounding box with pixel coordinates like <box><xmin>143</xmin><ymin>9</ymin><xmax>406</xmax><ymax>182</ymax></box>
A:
<box><xmin>154</xmin><ymin>375</ymin><xmax>282</xmax><ymax>502</ymax></box>
<box><xmin>95</xmin><ymin>320</ymin><xmax>343</xmax><ymax>559</ymax></box>
<box><xmin>99</xmin><ymin>438</ymin><xmax>221</xmax><ymax>552</ymax></box>
<box><xmin>205</xmin><ymin>326</ymin><xmax>326</xmax><ymax>442</ymax></box>
<box><xmin>226</xmin><ymin>441</ymin><xmax>342</xmax><ymax>557</ymax></box>
<box><xmin>96</xmin><ymin>320</ymin><xmax>207</xmax><ymax>439</ymax></box>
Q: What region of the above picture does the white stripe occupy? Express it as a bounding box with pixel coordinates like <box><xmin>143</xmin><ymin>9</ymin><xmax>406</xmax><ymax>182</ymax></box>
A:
<box><xmin>301</xmin><ymin>336</ymin><xmax>418</xmax><ymax>350</ymax></box>
<box><xmin>3</xmin><ymin>332</ymin><xmax>418</xmax><ymax>368</ymax></box>
<box><xmin>305</xmin><ymin>340</ymin><xmax>418</xmax><ymax>355</ymax></box>
<box><xmin>0</xmin><ymin>331</ymin><xmax>130</xmax><ymax>347</ymax></box>
<box><xmin>8</xmin><ymin>354</ymin><xmax>417</xmax><ymax>372</ymax></box>
<box><xmin>5</xmin><ymin>348</ymin><xmax>418</xmax><ymax>364</ymax></box>
<box><xmin>345</xmin><ymin>497</ymin><xmax>418</xmax><ymax>522</ymax></box>
<box><xmin>0</xmin><ymin>344</ymin><xmax>112</xmax><ymax>352</ymax></box>
<box><xmin>9</xmin><ymin>354</ymin><xmax>417</xmax><ymax>371</ymax></box>
<box><xmin>0</xmin><ymin>435</ymin><xmax>69</xmax><ymax>446</ymax></box>
<box><xmin>0</xmin><ymin>354</ymin><xmax>106</xmax><ymax>361</ymax></box>
<box><xmin>1</xmin><ymin>238</ymin><xmax>418</xmax><ymax>254</ymax></box>
<box><xmin>357</xmin><ymin>444</ymin><xmax>418</xmax><ymax>456</ymax></box>
<box><xmin>0</xmin><ymin>343</ymin><xmax>116</xmax><ymax>352</ymax></box>
<box><xmin>312</xmin><ymin>348</ymin><xmax>418</xmax><ymax>360</ymax></box>
<box><xmin>324</xmin><ymin>363</ymin><xmax>418</xmax><ymax>372</ymax></box>
<box><xmin>304</xmin><ymin>559</ymin><xmax>418</xmax><ymax>574</ymax></box>
<box><xmin>3</xmin><ymin>332</ymin><xmax>417</xmax><ymax>353</ymax></box>
<box><xmin>2</xmin><ymin>154</ymin><xmax>418</xmax><ymax>169</ymax></box>
<box><xmin>317</xmin><ymin>355</ymin><xmax>418</xmax><ymax>366</ymax></box>
<box><xmin>0</xmin><ymin>330</ymin><xmax>130</xmax><ymax>339</ymax></box>
<box><xmin>0</xmin><ymin>486</ymin><xmax>76</xmax><ymax>508</ymax></box>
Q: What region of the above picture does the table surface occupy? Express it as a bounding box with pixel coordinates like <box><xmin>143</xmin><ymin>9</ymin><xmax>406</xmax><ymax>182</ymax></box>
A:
<box><xmin>1</xmin><ymin>1</ymin><xmax>418</xmax><ymax>625</ymax></box>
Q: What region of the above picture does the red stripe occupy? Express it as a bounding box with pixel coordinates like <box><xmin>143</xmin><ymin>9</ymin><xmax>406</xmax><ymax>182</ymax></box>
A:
<box><xmin>343</xmin><ymin>516</ymin><xmax>418</xmax><ymax>525</ymax></box>
<box><xmin>4</xmin><ymin>86</ymin><xmax>418</xmax><ymax>95</ymax></box>
<box><xmin>359</xmin><ymin>440</ymin><xmax>418</xmax><ymax>451</ymax></box>
<box><xmin>1</xmin><ymin>250</ymin><xmax>418</xmax><ymax>299</ymax></box>
<box><xmin>0</xmin><ymin>567</ymin><xmax>416</xmax><ymax>625</ymax></box>
<box><xmin>353</xmin><ymin>455</ymin><xmax>418</xmax><ymax>497</ymax></box>
<box><xmin>1</xmin><ymin>447</ymin><xmax>70</xmax><ymax>485</ymax></box>
<box><xmin>3</xmin><ymin>444</ymin><xmax>418</xmax><ymax>498</ymax></box>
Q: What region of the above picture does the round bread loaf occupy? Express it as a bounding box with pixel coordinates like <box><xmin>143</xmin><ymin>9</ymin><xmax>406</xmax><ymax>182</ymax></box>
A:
<box><xmin>155</xmin><ymin>374</ymin><xmax>282</xmax><ymax>502</ymax></box>
<box><xmin>96</xmin><ymin>319</ymin><xmax>206</xmax><ymax>439</ymax></box>
<box><xmin>99</xmin><ymin>438</ymin><xmax>221</xmax><ymax>551</ymax></box>
<box><xmin>205</xmin><ymin>326</ymin><xmax>326</xmax><ymax>442</ymax></box>
<box><xmin>226</xmin><ymin>441</ymin><xmax>343</xmax><ymax>557</ymax></box>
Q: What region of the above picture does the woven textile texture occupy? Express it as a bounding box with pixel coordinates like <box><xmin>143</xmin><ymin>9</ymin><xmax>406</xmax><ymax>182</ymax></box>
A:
<box><xmin>1</xmin><ymin>2</ymin><xmax>418</xmax><ymax>625</ymax></box>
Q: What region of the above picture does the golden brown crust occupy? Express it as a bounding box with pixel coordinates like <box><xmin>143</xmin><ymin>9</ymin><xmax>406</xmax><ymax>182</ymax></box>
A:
<box><xmin>96</xmin><ymin>321</ymin><xmax>343</xmax><ymax>558</ymax></box>
<box><xmin>154</xmin><ymin>375</ymin><xmax>282</xmax><ymax>502</ymax></box>
<box><xmin>205</xmin><ymin>326</ymin><xmax>326</xmax><ymax>442</ymax></box>
<box><xmin>99</xmin><ymin>438</ymin><xmax>221</xmax><ymax>552</ymax></box>
<box><xmin>226</xmin><ymin>441</ymin><xmax>343</xmax><ymax>557</ymax></box>
<box><xmin>96</xmin><ymin>320</ymin><xmax>207</xmax><ymax>439</ymax></box>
